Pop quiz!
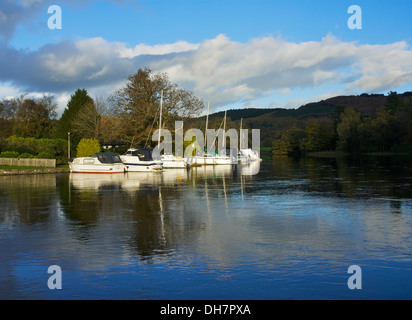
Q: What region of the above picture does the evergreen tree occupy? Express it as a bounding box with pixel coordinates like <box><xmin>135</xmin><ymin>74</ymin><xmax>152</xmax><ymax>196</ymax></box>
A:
<box><xmin>55</xmin><ymin>89</ymin><xmax>94</xmax><ymax>146</ymax></box>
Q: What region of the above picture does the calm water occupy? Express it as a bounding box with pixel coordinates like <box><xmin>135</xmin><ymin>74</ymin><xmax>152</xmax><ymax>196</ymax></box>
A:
<box><xmin>1</xmin><ymin>155</ymin><xmax>412</xmax><ymax>300</ymax></box>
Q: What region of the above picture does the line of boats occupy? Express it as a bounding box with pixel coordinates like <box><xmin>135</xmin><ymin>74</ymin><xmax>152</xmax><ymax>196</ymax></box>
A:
<box><xmin>68</xmin><ymin>147</ymin><xmax>260</xmax><ymax>173</ymax></box>
<box><xmin>69</xmin><ymin>93</ymin><xmax>261</xmax><ymax>174</ymax></box>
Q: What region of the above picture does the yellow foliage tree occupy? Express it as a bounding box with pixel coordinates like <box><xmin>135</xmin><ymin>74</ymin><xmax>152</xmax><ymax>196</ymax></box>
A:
<box><xmin>76</xmin><ymin>138</ymin><xmax>101</xmax><ymax>157</ymax></box>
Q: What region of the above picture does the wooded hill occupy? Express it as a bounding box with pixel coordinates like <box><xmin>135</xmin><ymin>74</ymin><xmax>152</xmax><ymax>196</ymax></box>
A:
<box><xmin>196</xmin><ymin>91</ymin><xmax>412</xmax><ymax>148</ymax></box>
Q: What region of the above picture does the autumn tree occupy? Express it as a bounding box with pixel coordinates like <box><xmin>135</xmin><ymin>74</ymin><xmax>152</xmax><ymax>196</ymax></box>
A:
<box><xmin>76</xmin><ymin>138</ymin><xmax>101</xmax><ymax>157</ymax></box>
<box><xmin>109</xmin><ymin>67</ymin><xmax>204</xmax><ymax>147</ymax></box>
<box><xmin>272</xmin><ymin>125</ymin><xmax>305</xmax><ymax>156</ymax></box>
<box><xmin>336</xmin><ymin>107</ymin><xmax>362</xmax><ymax>153</ymax></box>
<box><xmin>371</xmin><ymin>106</ymin><xmax>399</xmax><ymax>151</ymax></box>
<box><xmin>304</xmin><ymin>118</ymin><xmax>337</xmax><ymax>152</ymax></box>
<box><xmin>13</xmin><ymin>96</ymin><xmax>57</xmax><ymax>138</ymax></box>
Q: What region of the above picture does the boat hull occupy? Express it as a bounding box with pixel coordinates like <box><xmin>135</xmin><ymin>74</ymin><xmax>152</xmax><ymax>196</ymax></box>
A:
<box><xmin>123</xmin><ymin>162</ymin><xmax>163</xmax><ymax>172</ymax></box>
<box><xmin>69</xmin><ymin>163</ymin><xmax>126</xmax><ymax>173</ymax></box>
<box><xmin>161</xmin><ymin>155</ymin><xmax>187</xmax><ymax>168</ymax></box>
<box><xmin>187</xmin><ymin>155</ymin><xmax>233</xmax><ymax>166</ymax></box>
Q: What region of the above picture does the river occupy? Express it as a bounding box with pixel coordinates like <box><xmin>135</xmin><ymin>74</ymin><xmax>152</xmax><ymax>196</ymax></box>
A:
<box><xmin>1</xmin><ymin>155</ymin><xmax>412</xmax><ymax>299</ymax></box>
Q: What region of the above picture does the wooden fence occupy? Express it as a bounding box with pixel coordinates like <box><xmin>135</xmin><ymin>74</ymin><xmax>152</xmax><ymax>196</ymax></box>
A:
<box><xmin>0</xmin><ymin>158</ymin><xmax>56</xmax><ymax>168</ymax></box>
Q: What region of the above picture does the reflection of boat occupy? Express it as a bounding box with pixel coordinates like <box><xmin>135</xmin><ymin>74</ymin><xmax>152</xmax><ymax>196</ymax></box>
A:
<box><xmin>120</xmin><ymin>148</ymin><xmax>163</xmax><ymax>172</ymax></box>
<box><xmin>69</xmin><ymin>171</ymin><xmax>162</xmax><ymax>191</ymax></box>
<box><xmin>189</xmin><ymin>164</ymin><xmax>232</xmax><ymax>179</ymax></box>
<box><xmin>69</xmin><ymin>152</ymin><xmax>127</xmax><ymax>173</ymax></box>
<box><xmin>69</xmin><ymin>172</ymin><xmax>126</xmax><ymax>189</ymax></box>
<box><xmin>239</xmin><ymin>160</ymin><xmax>260</xmax><ymax>176</ymax></box>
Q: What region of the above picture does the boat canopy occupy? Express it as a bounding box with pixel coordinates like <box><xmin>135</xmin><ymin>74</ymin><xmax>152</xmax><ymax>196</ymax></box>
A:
<box><xmin>123</xmin><ymin>148</ymin><xmax>153</xmax><ymax>161</ymax></box>
<box><xmin>92</xmin><ymin>152</ymin><xmax>122</xmax><ymax>164</ymax></box>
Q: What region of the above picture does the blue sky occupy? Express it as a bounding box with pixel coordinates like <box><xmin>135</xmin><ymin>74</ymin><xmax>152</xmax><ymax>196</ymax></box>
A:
<box><xmin>1</xmin><ymin>0</ymin><xmax>412</xmax><ymax>115</ymax></box>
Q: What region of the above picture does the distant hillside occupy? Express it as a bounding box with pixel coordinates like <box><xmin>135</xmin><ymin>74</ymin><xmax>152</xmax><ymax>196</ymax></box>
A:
<box><xmin>210</xmin><ymin>91</ymin><xmax>411</xmax><ymax>121</ymax></box>
<box><xmin>192</xmin><ymin>91</ymin><xmax>412</xmax><ymax>147</ymax></box>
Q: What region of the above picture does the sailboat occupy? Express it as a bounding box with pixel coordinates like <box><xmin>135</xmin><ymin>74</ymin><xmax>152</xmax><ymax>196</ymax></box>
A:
<box><xmin>186</xmin><ymin>106</ymin><xmax>234</xmax><ymax>166</ymax></box>
<box><xmin>157</xmin><ymin>91</ymin><xmax>187</xmax><ymax>169</ymax></box>
<box><xmin>238</xmin><ymin>118</ymin><xmax>261</xmax><ymax>164</ymax></box>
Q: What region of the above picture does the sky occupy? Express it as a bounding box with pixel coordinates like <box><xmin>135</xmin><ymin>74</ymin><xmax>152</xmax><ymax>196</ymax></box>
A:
<box><xmin>1</xmin><ymin>0</ymin><xmax>412</xmax><ymax>116</ymax></box>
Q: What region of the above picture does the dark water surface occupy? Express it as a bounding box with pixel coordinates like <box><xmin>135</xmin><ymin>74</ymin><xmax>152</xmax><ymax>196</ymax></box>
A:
<box><xmin>1</xmin><ymin>155</ymin><xmax>412</xmax><ymax>300</ymax></box>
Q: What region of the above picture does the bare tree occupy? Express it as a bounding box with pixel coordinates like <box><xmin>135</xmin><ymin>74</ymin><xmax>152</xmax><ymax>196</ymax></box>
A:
<box><xmin>71</xmin><ymin>97</ymin><xmax>108</xmax><ymax>141</ymax></box>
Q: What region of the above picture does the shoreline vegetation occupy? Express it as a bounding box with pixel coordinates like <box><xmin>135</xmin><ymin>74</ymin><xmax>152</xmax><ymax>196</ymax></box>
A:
<box><xmin>306</xmin><ymin>151</ymin><xmax>410</xmax><ymax>157</ymax></box>
<box><xmin>1</xmin><ymin>68</ymin><xmax>411</xmax><ymax>166</ymax></box>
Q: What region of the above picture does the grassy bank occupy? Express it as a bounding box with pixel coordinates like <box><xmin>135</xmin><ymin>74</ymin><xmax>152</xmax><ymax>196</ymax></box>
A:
<box><xmin>0</xmin><ymin>165</ymin><xmax>69</xmax><ymax>175</ymax></box>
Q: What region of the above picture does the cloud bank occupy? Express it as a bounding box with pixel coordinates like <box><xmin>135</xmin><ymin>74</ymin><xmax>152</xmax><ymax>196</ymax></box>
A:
<box><xmin>1</xmin><ymin>32</ymin><xmax>412</xmax><ymax>113</ymax></box>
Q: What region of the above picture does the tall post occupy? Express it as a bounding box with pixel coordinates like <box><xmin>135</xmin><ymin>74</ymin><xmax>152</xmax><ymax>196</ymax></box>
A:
<box><xmin>68</xmin><ymin>132</ymin><xmax>70</xmax><ymax>161</ymax></box>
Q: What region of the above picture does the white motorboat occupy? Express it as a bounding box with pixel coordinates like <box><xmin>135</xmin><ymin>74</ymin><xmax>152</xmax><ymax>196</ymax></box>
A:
<box><xmin>120</xmin><ymin>148</ymin><xmax>163</xmax><ymax>172</ymax></box>
<box><xmin>238</xmin><ymin>118</ymin><xmax>261</xmax><ymax>164</ymax></box>
<box><xmin>238</xmin><ymin>148</ymin><xmax>261</xmax><ymax>164</ymax></box>
<box><xmin>69</xmin><ymin>152</ymin><xmax>127</xmax><ymax>173</ymax></box>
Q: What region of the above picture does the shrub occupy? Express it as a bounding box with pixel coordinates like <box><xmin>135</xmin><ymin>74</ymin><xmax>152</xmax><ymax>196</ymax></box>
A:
<box><xmin>18</xmin><ymin>153</ymin><xmax>35</xmax><ymax>158</ymax></box>
<box><xmin>0</xmin><ymin>151</ymin><xmax>19</xmax><ymax>158</ymax></box>
<box><xmin>76</xmin><ymin>138</ymin><xmax>101</xmax><ymax>157</ymax></box>
<box><xmin>36</xmin><ymin>151</ymin><xmax>55</xmax><ymax>159</ymax></box>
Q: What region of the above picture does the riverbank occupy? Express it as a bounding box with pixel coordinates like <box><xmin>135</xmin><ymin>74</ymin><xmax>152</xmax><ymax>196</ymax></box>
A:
<box><xmin>306</xmin><ymin>151</ymin><xmax>411</xmax><ymax>158</ymax></box>
<box><xmin>0</xmin><ymin>167</ymin><xmax>70</xmax><ymax>176</ymax></box>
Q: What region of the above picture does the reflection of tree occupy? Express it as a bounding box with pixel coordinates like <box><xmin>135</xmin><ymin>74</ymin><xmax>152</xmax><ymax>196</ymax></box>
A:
<box><xmin>58</xmin><ymin>176</ymin><xmax>100</xmax><ymax>226</ymax></box>
<box><xmin>298</xmin><ymin>155</ymin><xmax>412</xmax><ymax>200</ymax></box>
<box><xmin>0</xmin><ymin>175</ymin><xmax>57</xmax><ymax>225</ymax></box>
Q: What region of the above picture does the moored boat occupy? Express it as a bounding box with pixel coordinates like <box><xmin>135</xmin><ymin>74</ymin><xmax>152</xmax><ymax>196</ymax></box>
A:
<box><xmin>69</xmin><ymin>152</ymin><xmax>127</xmax><ymax>173</ymax></box>
<box><xmin>120</xmin><ymin>148</ymin><xmax>163</xmax><ymax>172</ymax></box>
<box><xmin>238</xmin><ymin>148</ymin><xmax>261</xmax><ymax>164</ymax></box>
<box><xmin>160</xmin><ymin>154</ymin><xmax>187</xmax><ymax>168</ymax></box>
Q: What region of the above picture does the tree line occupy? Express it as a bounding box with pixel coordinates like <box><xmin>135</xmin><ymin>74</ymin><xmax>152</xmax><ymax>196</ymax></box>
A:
<box><xmin>1</xmin><ymin>66</ymin><xmax>412</xmax><ymax>161</ymax></box>
<box><xmin>0</xmin><ymin>67</ymin><xmax>205</xmax><ymax>160</ymax></box>
<box><xmin>272</xmin><ymin>91</ymin><xmax>412</xmax><ymax>156</ymax></box>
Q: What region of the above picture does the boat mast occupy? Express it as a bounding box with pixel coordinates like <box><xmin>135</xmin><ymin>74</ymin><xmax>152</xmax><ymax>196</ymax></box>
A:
<box><xmin>240</xmin><ymin>118</ymin><xmax>243</xmax><ymax>149</ymax></box>
<box><xmin>158</xmin><ymin>90</ymin><xmax>163</xmax><ymax>147</ymax></box>
<box><xmin>205</xmin><ymin>101</ymin><xmax>209</xmax><ymax>148</ymax></box>
<box><xmin>223</xmin><ymin>110</ymin><xmax>227</xmax><ymax>150</ymax></box>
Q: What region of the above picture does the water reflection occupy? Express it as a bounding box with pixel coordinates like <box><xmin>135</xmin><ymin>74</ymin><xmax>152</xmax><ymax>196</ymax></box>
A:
<box><xmin>1</xmin><ymin>156</ymin><xmax>412</xmax><ymax>299</ymax></box>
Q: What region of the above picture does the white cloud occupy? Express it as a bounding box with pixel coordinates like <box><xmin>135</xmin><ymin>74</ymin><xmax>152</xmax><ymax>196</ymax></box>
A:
<box><xmin>1</xmin><ymin>33</ymin><xmax>412</xmax><ymax>115</ymax></box>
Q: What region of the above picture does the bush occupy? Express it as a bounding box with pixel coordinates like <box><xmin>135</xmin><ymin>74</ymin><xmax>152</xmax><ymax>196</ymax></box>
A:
<box><xmin>36</xmin><ymin>151</ymin><xmax>55</xmax><ymax>159</ymax></box>
<box><xmin>18</xmin><ymin>153</ymin><xmax>35</xmax><ymax>158</ymax></box>
<box><xmin>76</xmin><ymin>138</ymin><xmax>101</xmax><ymax>157</ymax></box>
<box><xmin>0</xmin><ymin>151</ymin><xmax>19</xmax><ymax>158</ymax></box>
<box><xmin>1</xmin><ymin>136</ymin><xmax>68</xmax><ymax>163</ymax></box>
